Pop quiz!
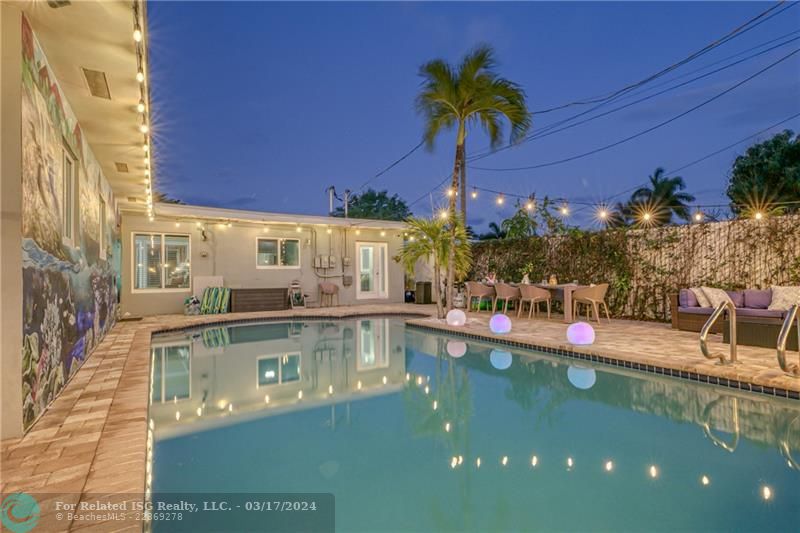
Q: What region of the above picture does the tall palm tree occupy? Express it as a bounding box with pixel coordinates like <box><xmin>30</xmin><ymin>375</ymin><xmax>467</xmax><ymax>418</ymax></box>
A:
<box><xmin>416</xmin><ymin>44</ymin><xmax>531</xmax><ymax>309</ymax></box>
<box><xmin>629</xmin><ymin>167</ymin><xmax>696</xmax><ymax>225</ymax></box>
<box><xmin>397</xmin><ymin>216</ymin><xmax>472</xmax><ymax>318</ymax></box>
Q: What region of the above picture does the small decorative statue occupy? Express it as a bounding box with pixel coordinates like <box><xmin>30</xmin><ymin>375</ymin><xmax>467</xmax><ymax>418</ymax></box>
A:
<box><xmin>521</xmin><ymin>273</ymin><xmax>530</xmax><ymax>285</ymax></box>
<box><xmin>548</xmin><ymin>274</ymin><xmax>558</xmax><ymax>286</ymax></box>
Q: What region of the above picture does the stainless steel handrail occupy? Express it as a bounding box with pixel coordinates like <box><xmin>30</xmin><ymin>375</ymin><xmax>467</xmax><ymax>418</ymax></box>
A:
<box><xmin>700</xmin><ymin>300</ymin><xmax>737</xmax><ymax>365</ymax></box>
<box><xmin>776</xmin><ymin>304</ymin><xmax>800</xmax><ymax>377</ymax></box>
<box><xmin>701</xmin><ymin>396</ymin><xmax>739</xmax><ymax>453</ymax></box>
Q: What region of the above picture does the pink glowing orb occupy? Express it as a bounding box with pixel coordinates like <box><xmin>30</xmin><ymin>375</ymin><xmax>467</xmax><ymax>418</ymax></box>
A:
<box><xmin>446</xmin><ymin>309</ymin><xmax>467</xmax><ymax>327</ymax></box>
<box><xmin>567</xmin><ymin>321</ymin><xmax>595</xmax><ymax>345</ymax></box>
<box><xmin>489</xmin><ymin>314</ymin><xmax>512</xmax><ymax>334</ymax></box>
<box><xmin>446</xmin><ymin>341</ymin><xmax>468</xmax><ymax>358</ymax></box>
<box><xmin>490</xmin><ymin>349</ymin><xmax>513</xmax><ymax>370</ymax></box>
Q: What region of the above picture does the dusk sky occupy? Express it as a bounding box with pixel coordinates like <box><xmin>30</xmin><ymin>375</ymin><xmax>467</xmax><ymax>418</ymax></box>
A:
<box><xmin>147</xmin><ymin>1</ymin><xmax>800</xmax><ymax>230</ymax></box>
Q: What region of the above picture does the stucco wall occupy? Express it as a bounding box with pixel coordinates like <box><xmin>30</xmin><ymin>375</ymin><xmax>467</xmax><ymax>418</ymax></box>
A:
<box><xmin>121</xmin><ymin>212</ymin><xmax>406</xmax><ymax>316</ymax></box>
<box><xmin>18</xmin><ymin>15</ymin><xmax>121</xmax><ymax>430</ymax></box>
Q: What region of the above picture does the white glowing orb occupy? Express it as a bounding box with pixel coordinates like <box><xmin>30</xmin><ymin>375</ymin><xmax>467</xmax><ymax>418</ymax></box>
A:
<box><xmin>489</xmin><ymin>313</ymin><xmax>512</xmax><ymax>334</ymax></box>
<box><xmin>446</xmin><ymin>341</ymin><xmax>468</xmax><ymax>358</ymax></box>
<box><xmin>567</xmin><ymin>321</ymin><xmax>595</xmax><ymax>345</ymax></box>
<box><xmin>446</xmin><ymin>309</ymin><xmax>467</xmax><ymax>326</ymax></box>
<box><xmin>490</xmin><ymin>349</ymin><xmax>513</xmax><ymax>370</ymax></box>
<box><xmin>567</xmin><ymin>365</ymin><xmax>597</xmax><ymax>390</ymax></box>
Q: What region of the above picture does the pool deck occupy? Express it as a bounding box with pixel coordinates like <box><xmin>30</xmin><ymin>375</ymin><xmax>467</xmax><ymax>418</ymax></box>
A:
<box><xmin>1</xmin><ymin>303</ymin><xmax>798</xmax><ymax>531</ymax></box>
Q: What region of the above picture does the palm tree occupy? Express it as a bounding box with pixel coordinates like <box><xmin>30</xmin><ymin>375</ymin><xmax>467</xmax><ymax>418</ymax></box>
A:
<box><xmin>478</xmin><ymin>221</ymin><xmax>507</xmax><ymax>240</ymax></box>
<box><xmin>416</xmin><ymin>44</ymin><xmax>531</xmax><ymax>309</ymax></box>
<box><xmin>628</xmin><ymin>167</ymin><xmax>696</xmax><ymax>225</ymax></box>
<box><xmin>397</xmin><ymin>216</ymin><xmax>472</xmax><ymax>318</ymax></box>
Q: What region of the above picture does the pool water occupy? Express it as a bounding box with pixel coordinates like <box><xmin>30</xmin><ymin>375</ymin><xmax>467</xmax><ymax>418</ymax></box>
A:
<box><xmin>149</xmin><ymin>317</ymin><xmax>800</xmax><ymax>532</ymax></box>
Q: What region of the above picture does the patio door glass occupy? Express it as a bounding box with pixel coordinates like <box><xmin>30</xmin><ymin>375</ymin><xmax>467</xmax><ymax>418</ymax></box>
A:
<box><xmin>356</xmin><ymin>242</ymin><xmax>388</xmax><ymax>299</ymax></box>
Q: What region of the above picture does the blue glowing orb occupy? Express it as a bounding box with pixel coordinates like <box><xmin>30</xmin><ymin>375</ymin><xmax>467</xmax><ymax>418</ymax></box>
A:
<box><xmin>489</xmin><ymin>314</ymin><xmax>512</xmax><ymax>334</ymax></box>
<box><xmin>446</xmin><ymin>341</ymin><xmax>468</xmax><ymax>358</ymax></box>
<box><xmin>446</xmin><ymin>309</ymin><xmax>467</xmax><ymax>326</ymax></box>
<box><xmin>567</xmin><ymin>321</ymin><xmax>595</xmax><ymax>345</ymax></box>
<box><xmin>490</xmin><ymin>349</ymin><xmax>513</xmax><ymax>370</ymax></box>
<box><xmin>567</xmin><ymin>365</ymin><xmax>597</xmax><ymax>390</ymax></box>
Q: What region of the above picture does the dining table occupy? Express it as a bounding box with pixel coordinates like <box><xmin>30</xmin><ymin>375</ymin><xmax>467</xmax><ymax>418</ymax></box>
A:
<box><xmin>532</xmin><ymin>282</ymin><xmax>589</xmax><ymax>323</ymax></box>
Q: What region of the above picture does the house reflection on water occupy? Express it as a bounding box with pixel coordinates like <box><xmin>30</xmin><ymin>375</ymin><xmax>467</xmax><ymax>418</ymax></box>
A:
<box><xmin>149</xmin><ymin>318</ymin><xmax>406</xmax><ymax>438</ymax></box>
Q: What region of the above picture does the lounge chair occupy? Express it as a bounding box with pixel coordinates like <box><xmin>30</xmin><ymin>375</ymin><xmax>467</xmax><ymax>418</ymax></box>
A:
<box><xmin>494</xmin><ymin>283</ymin><xmax>521</xmax><ymax>314</ymax></box>
<box><xmin>518</xmin><ymin>285</ymin><xmax>551</xmax><ymax>319</ymax></box>
<box><xmin>572</xmin><ymin>283</ymin><xmax>611</xmax><ymax>324</ymax></box>
<box><xmin>466</xmin><ymin>281</ymin><xmax>496</xmax><ymax>313</ymax></box>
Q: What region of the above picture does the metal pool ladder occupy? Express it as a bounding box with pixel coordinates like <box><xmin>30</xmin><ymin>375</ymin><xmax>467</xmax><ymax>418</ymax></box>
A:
<box><xmin>700</xmin><ymin>300</ymin><xmax>737</xmax><ymax>365</ymax></box>
<box><xmin>776</xmin><ymin>304</ymin><xmax>800</xmax><ymax>377</ymax></box>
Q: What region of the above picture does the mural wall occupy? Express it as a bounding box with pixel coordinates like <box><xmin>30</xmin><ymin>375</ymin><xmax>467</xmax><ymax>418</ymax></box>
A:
<box><xmin>20</xmin><ymin>16</ymin><xmax>121</xmax><ymax>429</ymax></box>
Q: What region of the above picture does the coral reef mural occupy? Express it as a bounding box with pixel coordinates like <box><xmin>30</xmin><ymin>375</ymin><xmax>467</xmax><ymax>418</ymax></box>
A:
<box><xmin>20</xmin><ymin>16</ymin><xmax>120</xmax><ymax>429</ymax></box>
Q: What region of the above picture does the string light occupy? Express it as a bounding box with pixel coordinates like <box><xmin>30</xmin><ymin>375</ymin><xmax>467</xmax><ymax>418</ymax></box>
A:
<box><xmin>693</xmin><ymin>211</ymin><xmax>704</xmax><ymax>222</ymax></box>
<box><xmin>496</xmin><ymin>195</ymin><xmax>505</xmax><ymax>205</ymax></box>
<box><xmin>598</xmin><ymin>208</ymin><xmax>608</xmax><ymax>220</ymax></box>
<box><xmin>133</xmin><ymin>26</ymin><xmax>142</xmax><ymax>42</ymax></box>
<box><xmin>439</xmin><ymin>209</ymin><xmax>449</xmax><ymax>220</ymax></box>
<box><xmin>642</xmin><ymin>211</ymin><xmax>652</xmax><ymax>222</ymax></box>
<box><xmin>754</xmin><ymin>211</ymin><xmax>764</xmax><ymax>220</ymax></box>
<box><xmin>471</xmin><ymin>189</ymin><xmax>478</xmax><ymax>199</ymax></box>
<box><xmin>140</xmin><ymin>124</ymin><xmax>149</xmax><ymax>134</ymax></box>
<box><xmin>137</xmin><ymin>100</ymin><xmax>145</xmax><ymax>113</ymax></box>
<box><xmin>560</xmin><ymin>205</ymin><xmax>569</xmax><ymax>216</ymax></box>
<box><xmin>447</xmin><ymin>188</ymin><xmax>456</xmax><ymax>197</ymax></box>
<box><xmin>136</xmin><ymin>70</ymin><xmax>144</xmax><ymax>83</ymax></box>
<box><xmin>525</xmin><ymin>200</ymin><xmax>534</xmax><ymax>211</ymax></box>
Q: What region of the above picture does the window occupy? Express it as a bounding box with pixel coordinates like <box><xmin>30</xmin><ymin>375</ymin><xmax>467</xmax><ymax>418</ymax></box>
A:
<box><xmin>133</xmin><ymin>233</ymin><xmax>190</xmax><ymax>291</ymax></box>
<box><xmin>62</xmin><ymin>149</ymin><xmax>76</xmax><ymax>244</ymax></box>
<box><xmin>257</xmin><ymin>353</ymin><xmax>301</xmax><ymax>387</ymax></box>
<box><xmin>256</xmin><ymin>238</ymin><xmax>300</xmax><ymax>268</ymax></box>
<box><xmin>99</xmin><ymin>196</ymin><xmax>106</xmax><ymax>260</ymax></box>
<box><xmin>151</xmin><ymin>344</ymin><xmax>191</xmax><ymax>402</ymax></box>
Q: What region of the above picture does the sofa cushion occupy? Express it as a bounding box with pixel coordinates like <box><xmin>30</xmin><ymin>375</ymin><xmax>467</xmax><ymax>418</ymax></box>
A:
<box><xmin>735</xmin><ymin>308</ymin><xmax>785</xmax><ymax>319</ymax></box>
<box><xmin>701</xmin><ymin>287</ymin><xmax>731</xmax><ymax>308</ymax></box>
<box><xmin>726</xmin><ymin>290</ymin><xmax>744</xmax><ymax>308</ymax></box>
<box><xmin>768</xmin><ymin>285</ymin><xmax>800</xmax><ymax>311</ymax></box>
<box><xmin>690</xmin><ymin>287</ymin><xmax>712</xmax><ymax>308</ymax></box>
<box><xmin>744</xmin><ymin>289</ymin><xmax>771</xmax><ymax>309</ymax></box>
<box><xmin>679</xmin><ymin>289</ymin><xmax>698</xmax><ymax>307</ymax></box>
<box><xmin>679</xmin><ymin>306</ymin><xmax>714</xmax><ymax>315</ymax></box>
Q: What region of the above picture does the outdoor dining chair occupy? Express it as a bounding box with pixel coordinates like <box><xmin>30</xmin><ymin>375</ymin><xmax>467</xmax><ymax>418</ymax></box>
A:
<box><xmin>494</xmin><ymin>282</ymin><xmax>521</xmax><ymax>314</ymax></box>
<box><xmin>466</xmin><ymin>281</ymin><xmax>496</xmax><ymax>313</ymax></box>
<box><xmin>518</xmin><ymin>284</ymin><xmax>552</xmax><ymax>319</ymax></box>
<box><xmin>572</xmin><ymin>283</ymin><xmax>611</xmax><ymax>324</ymax></box>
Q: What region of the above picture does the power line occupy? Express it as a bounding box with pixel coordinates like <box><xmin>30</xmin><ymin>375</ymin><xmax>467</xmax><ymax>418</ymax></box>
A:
<box><xmin>529</xmin><ymin>1</ymin><xmax>795</xmax><ymax>114</ymax></box>
<box><xmin>469</xmin><ymin>47</ymin><xmax>800</xmax><ymax>172</ymax></box>
<box><xmin>356</xmin><ymin>140</ymin><xmax>425</xmax><ymax>191</ymax></box>
<box><xmin>467</xmin><ymin>32</ymin><xmax>800</xmax><ymax>162</ymax></box>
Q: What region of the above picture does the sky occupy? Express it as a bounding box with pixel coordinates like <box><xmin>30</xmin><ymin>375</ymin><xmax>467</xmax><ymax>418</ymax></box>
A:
<box><xmin>147</xmin><ymin>1</ymin><xmax>800</xmax><ymax>230</ymax></box>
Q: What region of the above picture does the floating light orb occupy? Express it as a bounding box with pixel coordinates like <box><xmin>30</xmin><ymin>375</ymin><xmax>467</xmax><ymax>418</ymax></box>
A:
<box><xmin>490</xmin><ymin>349</ymin><xmax>513</xmax><ymax>370</ymax></box>
<box><xmin>446</xmin><ymin>341</ymin><xmax>468</xmax><ymax>358</ymax></box>
<box><xmin>761</xmin><ymin>485</ymin><xmax>772</xmax><ymax>501</ymax></box>
<box><xmin>700</xmin><ymin>475</ymin><xmax>710</xmax><ymax>486</ymax></box>
<box><xmin>567</xmin><ymin>365</ymin><xmax>597</xmax><ymax>390</ymax></box>
<box><xmin>649</xmin><ymin>465</ymin><xmax>659</xmax><ymax>479</ymax></box>
<box><xmin>604</xmin><ymin>460</ymin><xmax>614</xmax><ymax>472</ymax></box>
<box><xmin>567</xmin><ymin>321</ymin><xmax>595</xmax><ymax>345</ymax></box>
<box><xmin>489</xmin><ymin>313</ymin><xmax>512</xmax><ymax>334</ymax></box>
<box><xmin>446</xmin><ymin>309</ymin><xmax>467</xmax><ymax>326</ymax></box>
<box><xmin>531</xmin><ymin>455</ymin><xmax>538</xmax><ymax>467</ymax></box>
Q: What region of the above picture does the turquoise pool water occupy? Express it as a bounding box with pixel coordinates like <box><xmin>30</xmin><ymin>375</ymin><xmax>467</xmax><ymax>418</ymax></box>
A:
<box><xmin>149</xmin><ymin>317</ymin><xmax>800</xmax><ymax>532</ymax></box>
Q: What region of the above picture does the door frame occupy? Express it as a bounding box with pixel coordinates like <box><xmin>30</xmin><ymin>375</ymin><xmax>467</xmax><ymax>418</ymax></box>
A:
<box><xmin>355</xmin><ymin>241</ymin><xmax>389</xmax><ymax>300</ymax></box>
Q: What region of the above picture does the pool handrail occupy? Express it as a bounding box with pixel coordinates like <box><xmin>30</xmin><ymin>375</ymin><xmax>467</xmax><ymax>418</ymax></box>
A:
<box><xmin>776</xmin><ymin>304</ymin><xmax>800</xmax><ymax>377</ymax></box>
<box><xmin>700</xmin><ymin>300</ymin><xmax>737</xmax><ymax>365</ymax></box>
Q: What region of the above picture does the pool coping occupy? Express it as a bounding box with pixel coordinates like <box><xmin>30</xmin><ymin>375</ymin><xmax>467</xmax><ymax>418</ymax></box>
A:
<box><xmin>405</xmin><ymin>320</ymin><xmax>800</xmax><ymax>401</ymax></box>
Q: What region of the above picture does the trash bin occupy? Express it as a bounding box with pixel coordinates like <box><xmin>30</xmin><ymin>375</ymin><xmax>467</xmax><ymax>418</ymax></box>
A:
<box><xmin>415</xmin><ymin>281</ymin><xmax>432</xmax><ymax>304</ymax></box>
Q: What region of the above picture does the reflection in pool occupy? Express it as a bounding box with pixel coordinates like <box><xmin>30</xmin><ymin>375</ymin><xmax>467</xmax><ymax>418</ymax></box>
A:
<box><xmin>149</xmin><ymin>318</ymin><xmax>800</xmax><ymax>531</ymax></box>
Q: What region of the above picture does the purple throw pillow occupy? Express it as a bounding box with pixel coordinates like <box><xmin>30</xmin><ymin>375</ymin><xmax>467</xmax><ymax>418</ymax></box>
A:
<box><xmin>726</xmin><ymin>291</ymin><xmax>744</xmax><ymax>308</ymax></box>
<box><xmin>744</xmin><ymin>289</ymin><xmax>771</xmax><ymax>309</ymax></box>
<box><xmin>679</xmin><ymin>289</ymin><xmax>698</xmax><ymax>307</ymax></box>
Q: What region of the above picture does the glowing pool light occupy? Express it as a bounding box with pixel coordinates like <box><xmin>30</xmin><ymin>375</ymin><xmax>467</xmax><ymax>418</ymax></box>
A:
<box><xmin>446</xmin><ymin>309</ymin><xmax>467</xmax><ymax>326</ymax></box>
<box><xmin>567</xmin><ymin>365</ymin><xmax>597</xmax><ymax>390</ymax></box>
<box><xmin>566</xmin><ymin>321</ymin><xmax>595</xmax><ymax>345</ymax></box>
<box><xmin>490</xmin><ymin>349</ymin><xmax>513</xmax><ymax>370</ymax></box>
<box><xmin>446</xmin><ymin>341</ymin><xmax>468</xmax><ymax>358</ymax></box>
<box><xmin>489</xmin><ymin>313</ymin><xmax>512</xmax><ymax>334</ymax></box>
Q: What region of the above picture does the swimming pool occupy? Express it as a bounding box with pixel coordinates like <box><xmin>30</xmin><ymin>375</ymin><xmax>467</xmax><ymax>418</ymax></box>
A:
<box><xmin>149</xmin><ymin>317</ymin><xmax>800</xmax><ymax>532</ymax></box>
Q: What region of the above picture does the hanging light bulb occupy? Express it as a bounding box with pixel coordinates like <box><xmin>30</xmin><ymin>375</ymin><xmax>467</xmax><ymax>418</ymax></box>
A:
<box><xmin>597</xmin><ymin>208</ymin><xmax>608</xmax><ymax>220</ymax></box>
<box><xmin>447</xmin><ymin>188</ymin><xmax>455</xmax><ymax>197</ymax></box>
<box><xmin>136</xmin><ymin>70</ymin><xmax>145</xmax><ymax>83</ymax></box>
<box><xmin>439</xmin><ymin>209</ymin><xmax>449</xmax><ymax>220</ymax></box>
<box><xmin>143</xmin><ymin>143</ymin><xmax>149</xmax><ymax>152</ymax></box>
<box><xmin>642</xmin><ymin>211</ymin><xmax>652</xmax><ymax>222</ymax></box>
<box><xmin>525</xmin><ymin>201</ymin><xmax>534</xmax><ymax>211</ymax></box>
<box><xmin>496</xmin><ymin>195</ymin><xmax>504</xmax><ymax>205</ymax></box>
<box><xmin>140</xmin><ymin>124</ymin><xmax>149</xmax><ymax>134</ymax></box>
<box><xmin>471</xmin><ymin>189</ymin><xmax>478</xmax><ymax>199</ymax></box>
<box><xmin>137</xmin><ymin>100</ymin><xmax>146</xmax><ymax>113</ymax></box>
<box><xmin>133</xmin><ymin>26</ymin><xmax>143</xmax><ymax>42</ymax></box>
<box><xmin>693</xmin><ymin>211</ymin><xmax>704</xmax><ymax>222</ymax></box>
<box><xmin>560</xmin><ymin>205</ymin><xmax>569</xmax><ymax>216</ymax></box>
<box><xmin>754</xmin><ymin>211</ymin><xmax>764</xmax><ymax>220</ymax></box>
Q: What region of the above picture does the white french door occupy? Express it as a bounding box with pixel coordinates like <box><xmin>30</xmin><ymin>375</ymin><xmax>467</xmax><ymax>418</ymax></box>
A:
<box><xmin>355</xmin><ymin>242</ymin><xmax>388</xmax><ymax>299</ymax></box>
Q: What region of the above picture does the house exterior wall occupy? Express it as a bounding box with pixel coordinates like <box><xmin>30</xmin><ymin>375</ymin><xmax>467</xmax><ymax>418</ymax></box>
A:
<box><xmin>121</xmin><ymin>212</ymin><xmax>406</xmax><ymax>316</ymax></box>
<box><xmin>12</xmin><ymin>14</ymin><xmax>121</xmax><ymax>433</ymax></box>
<box><xmin>0</xmin><ymin>2</ymin><xmax>24</xmax><ymax>439</ymax></box>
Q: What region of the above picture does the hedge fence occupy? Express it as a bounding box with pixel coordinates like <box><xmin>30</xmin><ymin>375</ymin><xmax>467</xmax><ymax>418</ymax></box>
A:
<box><xmin>471</xmin><ymin>214</ymin><xmax>800</xmax><ymax>321</ymax></box>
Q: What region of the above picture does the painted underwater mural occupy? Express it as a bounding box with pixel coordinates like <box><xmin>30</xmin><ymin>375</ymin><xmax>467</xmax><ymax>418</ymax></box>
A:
<box><xmin>20</xmin><ymin>16</ymin><xmax>121</xmax><ymax>429</ymax></box>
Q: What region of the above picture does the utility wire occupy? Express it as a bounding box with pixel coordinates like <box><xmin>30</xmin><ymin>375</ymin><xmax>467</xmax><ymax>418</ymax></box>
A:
<box><xmin>470</xmin><ymin>47</ymin><xmax>800</xmax><ymax>172</ymax></box>
<box><xmin>468</xmin><ymin>32</ymin><xmax>800</xmax><ymax>162</ymax></box>
<box><xmin>356</xmin><ymin>140</ymin><xmax>425</xmax><ymax>191</ymax></box>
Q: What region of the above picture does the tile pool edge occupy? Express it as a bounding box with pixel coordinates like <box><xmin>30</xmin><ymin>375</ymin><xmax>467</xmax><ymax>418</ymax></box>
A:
<box><xmin>406</xmin><ymin>320</ymin><xmax>800</xmax><ymax>401</ymax></box>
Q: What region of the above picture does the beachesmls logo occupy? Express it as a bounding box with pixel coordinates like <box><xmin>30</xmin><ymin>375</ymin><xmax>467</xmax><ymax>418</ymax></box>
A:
<box><xmin>1</xmin><ymin>493</ymin><xmax>40</xmax><ymax>532</ymax></box>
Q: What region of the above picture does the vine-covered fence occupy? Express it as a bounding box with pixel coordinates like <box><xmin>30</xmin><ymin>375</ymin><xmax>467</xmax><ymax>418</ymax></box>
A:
<box><xmin>471</xmin><ymin>214</ymin><xmax>800</xmax><ymax>321</ymax></box>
